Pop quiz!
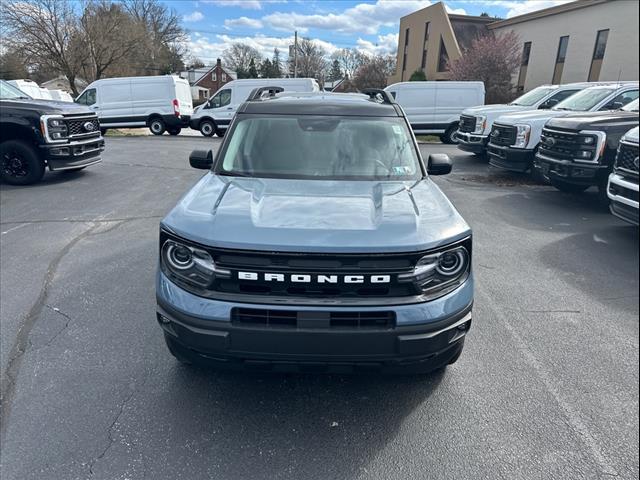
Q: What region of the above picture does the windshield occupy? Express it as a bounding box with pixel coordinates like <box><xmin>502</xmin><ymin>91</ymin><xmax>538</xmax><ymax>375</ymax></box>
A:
<box><xmin>510</xmin><ymin>87</ymin><xmax>557</xmax><ymax>106</ymax></box>
<box><xmin>553</xmin><ymin>88</ymin><xmax>616</xmax><ymax>111</ymax></box>
<box><xmin>622</xmin><ymin>98</ymin><xmax>639</xmax><ymax>112</ymax></box>
<box><xmin>216</xmin><ymin>115</ymin><xmax>422</xmax><ymax>180</ymax></box>
<box><xmin>0</xmin><ymin>80</ymin><xmax>32</xmax><ymax>100</ymax></box>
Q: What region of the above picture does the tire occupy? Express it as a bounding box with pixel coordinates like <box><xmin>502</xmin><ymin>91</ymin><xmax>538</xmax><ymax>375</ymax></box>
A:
<box><xmin>550</xmin><ymin>178</ymin><xmax>590</xmax><ymax>194</ymax></box>
<box><xmin>447</xmin><ymin>339</ymin><xmax>465</xmax><ymax>365</ymax></box>
<box><xmin>163</xmin><ymin>333</ymin><xmax>193</xmax><ymax>365</ymax></box>
<box><xmin>149</xmin><ymin>117</ymin><xmax>166</xmax><ymax>135</ymax></box>
<box><xmin>216</xmin><ymin>128</ymin><xmax>226</xmax><ymax>138</ymax></box>
<box><xmin>0</xmin><ymin>140</ymin><xmax>45</xmax><ymax>185</ymax></box>
<box><xmin>199</xmin><ymin>120</ymin><xmax>215</xmax><ymax>137</ymax></box>
<box><xmin>168</xmin><ymin>127</ymin><xmax>181</xmax><ymax>136</ymax></box>
<box><xmin>440</xmin><ymin>125</ymin><xmax>459</xmax><ymax>144</ymax></box>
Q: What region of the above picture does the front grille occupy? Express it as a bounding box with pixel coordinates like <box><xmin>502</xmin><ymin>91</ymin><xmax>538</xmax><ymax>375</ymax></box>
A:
<box><xmin>64</xmin><ymin>116</ymin><xmax>101</xmax><ymax>139</ymax></box>
<box><xmin>232</xmin><ymin>308</ymin><xmax>396</xmax><ymax>329</ymax></box>
<box><xmin>458</xmin><ymin>115</ymin><xmax>476</xmax><ymax>133</ymax></box>
<box><xmin>539</xmin><ymin>127</ymin><xmax>581</xmax><ymax>160</ymax></box>
<box><xmin>489</xmin><ymin>124</ymin><xmax>516</xmax><ymax>146</ymax></box>
<box><xmin>615</xmin><ymin>141</ymin><xmax>639</xmax><ymax>175</ymax></box>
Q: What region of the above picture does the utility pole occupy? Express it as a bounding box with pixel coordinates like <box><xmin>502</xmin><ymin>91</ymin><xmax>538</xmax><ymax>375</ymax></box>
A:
<box><xmin>294</xmin><ymin>30</ymin><xmax>298</xmax><ymax>78</ymax></box>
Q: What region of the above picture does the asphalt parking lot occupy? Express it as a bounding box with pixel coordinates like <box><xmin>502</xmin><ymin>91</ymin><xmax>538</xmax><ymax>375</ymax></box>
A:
<box><xmin>1</xmin><ymin>135</ymin><xmax>638</xmax><ymax>480</ymax></box>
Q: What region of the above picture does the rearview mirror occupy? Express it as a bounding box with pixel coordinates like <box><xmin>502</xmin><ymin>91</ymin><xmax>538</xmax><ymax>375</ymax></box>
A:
<box><xmin>427</xmin><ymin>153</ymin><xmax>452</xmax><ymax>175</ymax></box>
<box><xmin>189</xmin><ymin>149</ymin><xmax>213</xmax><ymax>170</ymax></box>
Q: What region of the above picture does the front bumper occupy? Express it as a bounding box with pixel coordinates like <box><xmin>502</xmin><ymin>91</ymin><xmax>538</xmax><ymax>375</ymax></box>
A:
<box><xmin>41</xmin><ymin>136</ymin><xmax>105</xmax><ymax>171</ymax></box>
<box><xmin>534</xmin><ymin>152</ymin><xmax>607</xmax><ymax>186</ymax></box>
<box><xmin>488</xmin><ymin>143</ymin><xmax>534</xmax><ymax>173</ymax></box>
<box><xmin>608</xmin><ymin>172</ymin><xmax>639</xmax><ymax>225</ymax></box>
<box><xmin>457</xmin><ymin>132</ymin><xmax>489</xmax><ymax>154</ymax></box>
<box><xmin>156</xmin><ymin>271</ymin><xmax>474</xmax><ymax>373</ymax></box>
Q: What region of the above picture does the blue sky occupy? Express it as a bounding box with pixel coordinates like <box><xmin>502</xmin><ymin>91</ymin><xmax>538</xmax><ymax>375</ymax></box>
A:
<box><xmin>166</xmin><ymin>0</ymin><xmax>572</xmax><ymax>64</ymax></box>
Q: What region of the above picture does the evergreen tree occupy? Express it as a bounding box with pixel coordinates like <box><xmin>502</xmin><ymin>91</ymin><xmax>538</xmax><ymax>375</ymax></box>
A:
<box><xmin>272</xmin><ymin>48</ymin><xmax>283</xmax><ymax>78</ymax></box>
<box><xmin>248</xmin><ymin>58</ymin><xmax>258</xmax><ymax>78</ymax></box>
<box><xmin>329</xmin><ymin>59</ymin><xmax>343</xmax><ymax>81</ymax></box>
<box><xmin>260</xmin><ymin>58</ymin><xmax>273</xmax><ymax>78</ymax></box>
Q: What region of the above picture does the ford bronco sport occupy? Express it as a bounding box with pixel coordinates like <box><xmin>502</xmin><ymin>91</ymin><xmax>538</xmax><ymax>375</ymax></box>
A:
<box><xmin>156</xmin><ymin>88</ymin><xmax>473</xmax><ymax>374</ymax></box>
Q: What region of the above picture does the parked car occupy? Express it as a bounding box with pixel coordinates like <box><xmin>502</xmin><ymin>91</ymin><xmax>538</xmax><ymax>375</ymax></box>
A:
<box><xmin>457</xmin><ymin>82</ymin><xmax>593</xmax><ymax>156</ymax></box>
<box><xmin>0</xmin><ymin>80</ymin><xmax>104</xmax><ymax>185</ymax></box>
<box><xmin>487</xmin><ymin>83</ymin><xmax>639</xmax><ymax>173</ymax></box>
<box><xmin>534</xmin><ymin>99</ymin><xmax>638</xmax><ymax>200</ymax></box>
<box><xmin>48</xmin><ymin>89</ymin><xmax>74</xmax><ymax>102</ymax></box>
<box><xmin>189</xmin><ymin>78</ymin><xmax>319</xmax><ymax>137</ymax></box>
<box><xmin>607</xmin><ymin>126</ymin><xmax>639</xmax><ymax>225</ymax></box>
<box><xmin>156</xmin><ymin>88</ymin><xmax>473</xmax><ymax>374</ymax></box>
<box><xmin>74</xmin><ymin>75</ymin><xmax>194</xmax><ymax>135</ymax></box>
<box><xmin>384</xmin><ymin>81</ymin><xmax>485</xmax><ymax>144</ymax></box>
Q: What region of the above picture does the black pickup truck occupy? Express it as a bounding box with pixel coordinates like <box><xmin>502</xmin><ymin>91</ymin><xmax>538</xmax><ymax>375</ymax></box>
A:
<box><xmin>534</xmin><ymin>99</ymin><xmax>639</xmax><ymax>201</ymax></box>
<box><xmin>0</xmin><ymin>80</ymin><xmax>105</xmax><ymax>185</ymax></box>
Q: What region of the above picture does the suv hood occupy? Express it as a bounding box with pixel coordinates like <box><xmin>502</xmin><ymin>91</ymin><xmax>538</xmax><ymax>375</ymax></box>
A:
<box><xmin>162</xmin><ymin>174</ymin><xmax>471</xmax><ymax>253</ymax></box>
<box><xmin>623</xmin><ymin>126</ymin><xmax>640</xmax><ymax>144</ymax></box>
<box><xmin>462</xmin><ymin>104</ymin><xmax>532</xmax><ymax>116</ymax></box>
<box><xmin>0</xmin><ymin>98</ymin><xmax>92</xmax><ymax>115</ymax></box>
<box><xmin>545</xmin><ymin>110</ymin><xmax>639</xmax><ymax>131</ymax></box>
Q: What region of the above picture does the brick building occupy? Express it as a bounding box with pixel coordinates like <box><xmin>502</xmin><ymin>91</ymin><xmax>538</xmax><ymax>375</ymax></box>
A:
<box><xmin>179</xmin><ymin>59</ymin><xmax>237</xmax><ymax>102</ymax></box>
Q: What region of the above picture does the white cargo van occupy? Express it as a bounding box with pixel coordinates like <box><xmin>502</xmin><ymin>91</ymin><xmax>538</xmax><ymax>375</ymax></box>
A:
<box><xmin>384</xmin><ymin>81</ymin><xmax>485</xmax><ymax>143</ymax></box>
<box><xmin>48</xmin><ymin>89</ymin><xmax>74</xmax><ymax>102</ymax></box>
<box><xmin>189</xmin><ymin>78</ymin><xmax>319</xmax><ymax>136</ymax></box>
<box><xmin>75</xmin><ymin>75</ymin><xmax>194</xmax><ymax>135</ymax></box>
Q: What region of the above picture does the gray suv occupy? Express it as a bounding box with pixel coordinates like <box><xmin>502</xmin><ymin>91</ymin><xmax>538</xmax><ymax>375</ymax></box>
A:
<box><xmin>156</xmin><ymin>88</ymin><xmax>473</xmax><ymax>374</ymax></box>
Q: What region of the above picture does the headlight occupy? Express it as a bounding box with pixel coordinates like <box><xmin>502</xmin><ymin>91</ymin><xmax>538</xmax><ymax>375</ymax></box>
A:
<box><xmin>575</xmin><ymin>131</ymin><xmax>606</xmax><ymax>163</ymax></box>
<box><xmin>398</xmin><ymin>241</ymin><xmax>471</xmax><ymax>300</ymax></box>
<box><xmin>513</xmin><ymin>124</ymin><xmax>530</xmax><ymax>148</ymax></box>
<box><xmin>474</xmin><ymin>115</ymin><xmax>487</xmax><ymax>134</ymax></box>
<box><xmin>46</xmin><ymin>117</ymin><xmax>68</xmax><ymax>141</ymax></box>
<box><xmin>160</xmin><ymin>237</ymin><xmax>230</xmax><ymax>290</ymax></box>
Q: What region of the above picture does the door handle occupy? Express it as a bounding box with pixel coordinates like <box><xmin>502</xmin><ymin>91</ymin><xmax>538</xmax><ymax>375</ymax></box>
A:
<box><xmin>226</xmin><ymin>107</ymin><xmax>233</xmax><ymax>110</ymax></box>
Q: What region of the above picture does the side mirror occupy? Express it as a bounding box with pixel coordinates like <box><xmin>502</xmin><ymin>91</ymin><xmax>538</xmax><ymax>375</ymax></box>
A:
<box><xmin>427</xmin><ymin>153</ymin><xmax>452</xmax><ymax>176</ymax></box>
<box><xmin>539</xmin><ymin>98</ymin><xmax>558</xmax><ymax>109</ymax></box>
<box><xmin>189</xmin><ymin>149</ymin><xmax>213</xmax><ymax>170</ymax></box>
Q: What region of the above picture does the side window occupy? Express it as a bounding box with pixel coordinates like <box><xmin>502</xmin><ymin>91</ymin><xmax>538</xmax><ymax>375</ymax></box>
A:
<box><xmin>389</xmin><ymin>91</ymin><xmax>397</xmax><ymax>100</ymax></box>
<box><xmin>209</xmin><ymin>89</ymin><xmax>231</xmax><ymax>108</ymax></box>
<box><xmin>76</xmin><ymin>88</ymin><xmax>96</xmax><ymax>106</ymax></box>
<box><xmin>600</xmin><ymin>90</ymin><xmax>639</xmax><ymax>110</ymax></box>
<box><xmin>540</xmin><ymin>89</ymin><xmax>579</xmax><ymax>108</ymax></box>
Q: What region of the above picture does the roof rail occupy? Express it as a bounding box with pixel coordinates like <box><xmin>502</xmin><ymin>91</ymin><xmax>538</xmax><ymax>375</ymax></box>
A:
<box><xmin>361</xmin><ymin>88</ymin><xmax>395</xmax><ymax>104</ymax></box>
<box><xmin>248</xmin><ymin>86</ymin><xmax>284</xmax><ymax>101</ymax></box>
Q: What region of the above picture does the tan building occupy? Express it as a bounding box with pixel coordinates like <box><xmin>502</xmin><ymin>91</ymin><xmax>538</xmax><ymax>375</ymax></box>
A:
<box><xmin>389</xmin><ymin>0</ymin><xmax>639</xmax><ymax>91</ymax></box>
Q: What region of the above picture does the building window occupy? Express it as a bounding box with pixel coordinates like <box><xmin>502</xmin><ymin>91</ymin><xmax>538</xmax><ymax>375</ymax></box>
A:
<box><xmin>423</xmin><ymin>22</ymin><xmax>430</xmax><ymax>43</ymax></box>
<box><xmin>421</xmin><ymin>50</ymin><xmax>427</xmax><ymax>70</ymax></box>
<box><xmin>588</xmin><ymin>29</ymin><xmax>609</xmax><ymax>82</ymax></box>
<box><xmin>437</xmin><ymin>37</ymin><xmax>449</xmax><ymax>72</ymax></box>
<box><xmin>516</xmin><ymin>42</ymin><xmax>532</xmax><ymax>92</ymax></box>
<box><xmin>402</xmin><ymin>28</ymin><xmax>410</xmax><ymax>73</ymax></box>
<box><xmin>212</xmin><ymin>72</ymin><xmax>217</xmax><ymax>81</ymax></box>
<box><xmin>222</xmin><ymin>73</ymin><xmax>227</xmax><ymax>82</ymax></box>
<box><xmin>552</xmin><ymin>36</ymin><xmax>569</xmax><ymax>84</ymax></box>
<box><xmin>420</xmin><ymin>22</ymin><xmax>430</xmax><ymax>71</ymax></box>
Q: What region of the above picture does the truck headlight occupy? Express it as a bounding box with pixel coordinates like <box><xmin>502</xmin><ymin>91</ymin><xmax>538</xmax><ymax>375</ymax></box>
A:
<box><xmin>575</xmin><ymin>131</ymin><xmax>606</xmax><ymax>163</ymax></box>
<box><xmin>513</xmin><ymin>124</ymin><xmax>530</xmax><ymax>148</ymax></box>
<box><xmin>47</xmin><ymin>118</ymin><xmax>68</xmax><ymax>140</ymax></box>
<box><xmin>474</xmin><ymin>115</ymin><xmax>487</xmax><ymax>134</ymax></box>
<box><xmin>398</xmin><ymin>239</ymin><xmax>471</xmax><ymax>300</ymax></box>
<box><xmin>161</xmin><ymin>237</ymin><xmax>230</xmax><ymax>289</ymax></box>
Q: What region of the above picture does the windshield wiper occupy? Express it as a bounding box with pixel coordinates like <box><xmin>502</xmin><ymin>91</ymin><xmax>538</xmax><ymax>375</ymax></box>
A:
<box><xmin>218</xmin><ymin>171</ymin><xmax>251</xmax><ymax>177</ymax></box>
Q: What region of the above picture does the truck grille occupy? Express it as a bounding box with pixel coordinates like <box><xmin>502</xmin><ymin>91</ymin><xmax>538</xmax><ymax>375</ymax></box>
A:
<box><xmin>63</xmin><ymin>115</ymin><xmax>101</xmax><ymax>139</ymax></box>
<box><xmin>615</xmin><ymin>141</ymin><xmax>639</xmax><ymax>175</ymax></box>
<box><xmin>489</xmin><ymin>124</ymin><xmax>516</xmax><ymax>146</ymax></box>
<box><xmin>232</xmin><ymin>308</ymin><xmax>396</xmax><ymax>329</ymax></box>
<box><xmin>539</xmin><ymin>127</ymin><xmax>581</xmax><ymax>160</ymax></box>
<box><xmin>458</xmin><ymin>115</ymin><xmax>476</xmax><ymax>133</ymax></box>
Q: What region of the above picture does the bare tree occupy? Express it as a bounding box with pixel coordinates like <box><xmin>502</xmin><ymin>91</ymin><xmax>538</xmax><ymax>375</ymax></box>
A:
<box><xmin>331</xmin><ymin>48</ymin><xmax>365</xmax><ymax>79</ymax></box>
<box><xmin>352</xmin><ymin>54</ymin><xmax>396</xmax><ymax>90</ymax></box>
<box><xmin>1</xmin><ymin>0</ymin><xmax>86</xmax><ymax>95</ymax></box>
<box><xmin>449</xmin><ymin>31</ymin><xmax>521</xmax><ymax>103</ymax></box>
<box><xmin>222</xmin><ymin>43</ymin><xmax>262</xmax><ymax>78</ymax></box>
<box><xmin>290</xmin><ymin>38</ymin><xmax>327</xmax><ymax>79</ymax></box>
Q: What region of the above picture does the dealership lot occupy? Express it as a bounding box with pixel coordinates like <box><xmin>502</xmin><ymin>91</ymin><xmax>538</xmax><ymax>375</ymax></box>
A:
<box><xmin>0</xmin><ymin>136</ymin><xmax>638</xmax><ymax>479</ymax></box>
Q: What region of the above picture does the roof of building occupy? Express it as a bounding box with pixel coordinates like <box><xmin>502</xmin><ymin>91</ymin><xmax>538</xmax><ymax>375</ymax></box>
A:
<box><xmin>179</xmin><ymin>65</ymin><xmax>238</xmax><ymax>85</ymax></box>
<box><xmin>239</xmin><ymin>92</ymin><xmax>402</xmax><ymax>117</ymax></box>
<box><xmin>488</xmin><ymin>0</ymin><xmax>608</xmax><ymax>29</ymax></box>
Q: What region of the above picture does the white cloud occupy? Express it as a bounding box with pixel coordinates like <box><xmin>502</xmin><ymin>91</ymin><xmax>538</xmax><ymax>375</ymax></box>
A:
<box><xmin>469</xmin><ymin>0</ymin><xmax>573</xmax><ymax>18</ymax></box>
<box><xmin>183</xmin><ymin>11</ymin><xmax>204</xmax><ymax>22</ymax></box>
<box><xmin>203</xmin><ymin>0</ymin><xmax>263</xmax><ymax>9</ymax></box>
<box><xmin>263</xmin><ymin>0</ymin><xmax>434</xmax><ymax>35</ymax></box>
<box><xmin>445</xmin><ymin>5</ymin><xmax>467</xmax><ymax>15</ymax></box>
<box><xmin>224</xmin><ymin>16</ymin><xmax>263</xmax><ymax>29</ymax></box>
<box><xmin>356</xmin><ymin>33</ymin><xmax>399</xmax><ymax>56</ymax></box>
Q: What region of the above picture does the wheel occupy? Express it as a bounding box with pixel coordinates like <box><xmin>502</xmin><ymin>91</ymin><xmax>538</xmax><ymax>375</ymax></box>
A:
<box><xmin>163</xmin><ymin>333</ymin><xmax>193</xmax><ymax>365</ymax></box>
<box><xmin>550</xmin><ymin>178</ymin><xmax>589</xmax><ymax>193</ymax></box>
<box><xmin>440</xmin><ymin>125</ymin><xmax>459</xmax><ymax>144</ymax></box>
<box><xmin>216</xmin><ymin>128</ymin><xmax>226</xmax><ymax>138</ymax></box>
<box><xmin>149</xmin><ymin>118</ymin><xmax>166</xmax><ymax>135</ymax></box>
<box><xmin>168</xmin><ymin>127</ymin><xmax>181</xmax><ymax>136</ymax></box>
<box><xmin>0</xmin><ymin>140</ymin><xmax>45</xmax><ymax>185</ymax></box>
<box><xmin>199</xmin><ymin>120</ymin><xmax>215</xmax><ymax>137</ymax></box>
